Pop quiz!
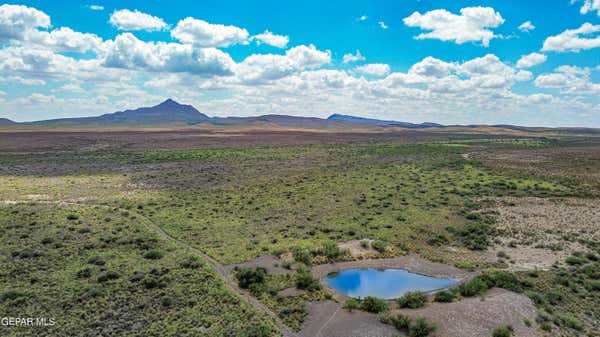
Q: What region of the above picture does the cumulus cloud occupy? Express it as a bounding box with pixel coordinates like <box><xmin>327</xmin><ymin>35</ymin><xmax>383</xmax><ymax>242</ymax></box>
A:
<box><xmin>542</xmin><ymin>23</ymin><xmax>600</xmax><ymax>52</ymax></box>
<box><xmin>0</xmin><ymin>4</ymin><xmax>50</xmax><ymax>41</ymax></box>
<box><xmin>102</xmin><ymin>33</ymin><xmax>235</xmax><ymax>76</ymax></box>
<box><xmin>236</xmin><ymin>44</ymin><xmax>331</xmax><ymax>83</ymax></box>
<box><xmin>535</xmin><ymin>65</ymin><xmax>600</xmax><ymax>94</ymax></box>
<box><xmin>88</xmin><ymin>5</ymin><xmax>104</xmax><ymax>11</ymax></box>
<box><xmin>518</xmin><ymin>21</ymin><xmax>535</xmax><ymax>32</ymax></box>
<box><xmin>171</xmin><ymin>17</ymin><xmax>249</xmax><ymax>47</ymax></box>
<box><xmin>358</xmin><ymin>15</ymin><xmax>367</xmax><ymax>21</ymax></box>
<box><xmin>25</xmin><ymin>27</ymin><xmax>103</xmax><ymax>52</ymax></box>
<box><xmin>516</xmin><ymin>52</ymin><xmax>547</xmax><ymax>68</ymax></box>
<box><xmin>109</xmin><ymin>9</ymin><xmax>168</xmax><ymax>31</ymax></box>
<box><xmin>577</xmin><ymin>0</ymin><xmax>600</xmax><ymax>16</ymax></box>
<box><xmin>354</xmin><ymin>63</ymin><xmax>390</xmax><ymax>76</ymax></box>
<box><xmin>378</xmin><ymin>21</ymin><xmax>388</xmax><ymax>29</ymax></box>
<box><xmin>253</xmin><ymin>30</ymin><xmax>289</xmax><ymax>48</ymax></box>
<box><xmin>342</xmin><ymin>50</ymin><xmax>365</xmax><ymax>63</ymax></box>
<box><xmin>403</xmin><ymin>6</ymin><xmax>504</xmax><ymax>47</ymax></box>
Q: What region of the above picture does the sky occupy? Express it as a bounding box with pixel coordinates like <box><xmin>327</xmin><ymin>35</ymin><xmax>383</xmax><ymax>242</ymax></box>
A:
<box><xmin>0</xmin><ymin>0</ymin><xmax>599</xmax><ymax>126</ymax></box>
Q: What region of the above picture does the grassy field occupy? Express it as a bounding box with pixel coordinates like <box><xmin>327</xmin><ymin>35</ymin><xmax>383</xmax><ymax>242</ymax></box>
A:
<box><xmin>1</xmin><ymin>130</ymin><xmax>599</xmax><ymax>336</ymax></box>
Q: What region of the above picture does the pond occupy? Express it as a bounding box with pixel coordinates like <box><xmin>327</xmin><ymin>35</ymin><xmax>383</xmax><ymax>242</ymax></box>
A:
<box><xmin>324</xmin><ymin>268</ymin><xmax>458</xmax><ymax>300</ymax></box>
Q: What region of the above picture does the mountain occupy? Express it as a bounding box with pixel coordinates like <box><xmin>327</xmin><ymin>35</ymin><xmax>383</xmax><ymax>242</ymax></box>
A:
<box><xmin>327</xmin><ymin>114</ymin><xmax>443</xmax><ymax>128</ymax></box>
<box><xmin>0</xmin><ymin>118</ymin><xmax>16</xmax><ymax>126</ymax></box>
<box><xmin>27</xmin><ymin>99</ymin><xmax>210</xmax><ymax>126</ymax></box>
<box><xmin>211</xmin><ymin>114</ymin><xmax>366</xmax><ymax>128</ymax></box>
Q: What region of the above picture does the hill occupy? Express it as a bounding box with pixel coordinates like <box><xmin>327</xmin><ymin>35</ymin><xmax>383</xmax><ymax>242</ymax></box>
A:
<box><xmin>327</xmin><ymin>114</ymin><xmax>443</xmax><ymax>128</ymax></box>
<box><xmin>26</xmin><ymin>99</ymin><xmax>210</xmax><ymax>126</ymax></box>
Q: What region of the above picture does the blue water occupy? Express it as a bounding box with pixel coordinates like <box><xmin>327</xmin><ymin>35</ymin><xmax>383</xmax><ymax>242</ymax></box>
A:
<box><xmin>324</xmin><ymin>268</ymin><xmax>457</xmax><ymax>300</ymax></box>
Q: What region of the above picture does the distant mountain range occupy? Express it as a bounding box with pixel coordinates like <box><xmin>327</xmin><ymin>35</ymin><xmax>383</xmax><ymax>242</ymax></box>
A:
<box><xmin>328</xmin><ymin>114</ymin><xmax>442</xmax><ymax>128</ymax></box>
<box><xmin>1</xmin><ymin>99</ymin><xmax>597</xmax><ymax>132</ymax></box>
<box><xmin>1</xmin><ymin>99</ymin><xmax>444</xmax><ymax>128</ymax></box>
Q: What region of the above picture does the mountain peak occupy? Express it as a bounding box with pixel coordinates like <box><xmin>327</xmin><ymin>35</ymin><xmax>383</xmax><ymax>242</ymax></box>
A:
<box><xmin>157</xmin><ymin>98</ymin><xmax>182</xmax><ymax>107</ymax></box>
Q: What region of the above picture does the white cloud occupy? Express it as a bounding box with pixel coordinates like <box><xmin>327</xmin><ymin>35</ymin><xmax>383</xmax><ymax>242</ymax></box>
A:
<box><xmin>577</xmin><ymin>0</ymin><xmax>600</xmax><ymax>16</ymax></box>
<box><xmin>518</xmin><ymin>21</ymin><xmax>535</xmax><ymax>32</ymax></box>
<box><xmin>516</xmin><ymin>52</ymin><xmax>547</xmax><ymax>68</ymax></box>
<box><xmin>378</xmin><ymin>21</ymin><xmax>388</xmax><ymax>29</ymax></box>
<box><xmin>88</xmin><ymin>5</ymin><xmax>104</xmax><ymax>11</ymax></box>
<box><xmin>102</xmin><ymin>33</ymin><xmax>235</xmax><ymax>76</ymax></box>
<box><xmin>109</xmin><ymin>9</ymin><xmax>168</xmax><ymax>31</ymax></box>
<box><xmin>343</xmin><ymin>50</ymin><xmax>365</xmax><ymax>63</ymax></box>
<box><xmin>253</xmin><ymin>30</ymin><xmax>289</xmax><ymax>48</ymax></box>
<box><xmin>535</xmin><ymin>65</ymin><xmax>600</xmax><ymax>94</ymax></box>
<box><xmin>409</xmin><ymin>56</ymin><xmax>456</xmax><ymax>77</ymax></box>
<box><xmin>358</xmin><ymin>15</ymin><xmax>368</xmax><ymax>21</ymax></box>
<box><xmin>26</xmin><ymin>27</ymin><xmax>103</xmax><ymax>52</ymax></box>
<box><xmin>171</xmin><ymin>17</ymin><xmax>249</xmax><ymax>47</ymax></box>
<box><xmin>542</xmin><ymin>23</ymin><xmax>600</xmax><ymax>52</ymax></box>
<box><xmin>403</xmin><ymin>6</ymin><xmax>504</xmax><ymax>47</ymax></box>
<box><xmin>0</xmin><ymin>4</ymin><xmax>50</xmax><ymax>41</ymax></box>
<box><xmin>354</xmin><ymin>63</ymin><xmax>390</xmax><ymax>76</ymax></box>
<box><xmin>0</xmin><ymin>75</ymin><xmax>45</xmax><ymax>85</ymax></box>
<box><xmin>236</xmin><ymin>44</ymin><xmax>331</xmax><ymax>83</ymax></box>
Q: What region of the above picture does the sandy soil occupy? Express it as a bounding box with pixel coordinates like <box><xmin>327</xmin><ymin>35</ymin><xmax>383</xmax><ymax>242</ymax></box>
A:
<box><xmin>296</xmin><ymin>301</ymin><xmax>398</xmax><ymax>337</ymax></box>
<box><xmin>481</xmin><ymin>197</ymin><xmax>599</xmax><ymax>270</ymax></box>
<box><xmin>396</xmin><ymin>288</ymin><xmax>538</xmax><ymax>337</ymax></box>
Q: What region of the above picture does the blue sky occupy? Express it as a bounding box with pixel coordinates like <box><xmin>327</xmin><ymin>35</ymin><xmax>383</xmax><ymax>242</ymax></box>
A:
<box><xmin>0</xmin><ymin>0</ymin><xmax>599</xmax><ymax>126</ymax></box>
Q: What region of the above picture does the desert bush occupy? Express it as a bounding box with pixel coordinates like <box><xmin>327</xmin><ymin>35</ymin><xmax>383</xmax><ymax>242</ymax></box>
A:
<box><xmin>66</xmin><ymin>214</ymin><xmax>79</xmax><ymax>220</ymax></box>
<box><xmin>397</xmin><ymin>291</ymin><xmax>427</xmax><ymax>308</ymax></box>
<box><xmin>361</xmin><ymin>296</ymin><xmax>388</xmax><ymax>313</ymax></box>
<box><xmin>236</xmin><ymin>267</ymin><xmax>267</xmax><ymax>289</ymax></box>
<box><xmin>433</xmin><ymin>290</ymin><xmax>455</xmax><ymax>302</ymax></box>
<box><xmin>492</xmin><ymin>325</ymin><xmax>513</xmax><ymax>337</ymax></box>
<box><xmin>87</xmin><ymin>256</ymin><xmax>105</xmax><ymax>265</ymax></box>
<box><xmin>408</xmin><ymin>317</ymin><xmax>436</xmax><ymax>337</ymax></box>
<box><xmin>457</xmin><ymin>277</ymin><xmax>488</xmax><ymax>297</ymax></box>
<box><xmin>143</xmin><ymin>250</ymin><xmax>164</xmax><ymax>260</ymax></box>
<box><xmin>76</xmin><ymin>267</ymin><xmax>92</xmax><ymax>279</ymax></box>
<box><xmin>97</xmin><ymin>271</ymin><xmax>120</xmax><ymax>283</ymax></box>
<box><xmin>343</xmin><ymin>298</ymin><xmax>361</xmax><ymax>312</ymax></box>
<box><xmin>380</xmin><ymin>312</ymin><xmax>412</xmax><ymax>330</ymax></box>
<box><xmin>427</xmin><ymin>234</ymin><xmax>449</xmax><ymax>246</ymax></box>
<box><xmin>372</xmin><ymin>240</ymin><xmax>388</xmax><ymax>253</ymax></box>
<box><xmin>292</xmin><ymin>247</ymin><xmax>312</xmax><ymax>265</ymax></box>
<box><xmin>456</xmin><ymin>222</ymin><xmax>492</xmax><ymax>250</ymax></box>
<box><xmin>295</xmin><ymin>267</ymin><xmax>320</xmax><ymax>291</ymax></box>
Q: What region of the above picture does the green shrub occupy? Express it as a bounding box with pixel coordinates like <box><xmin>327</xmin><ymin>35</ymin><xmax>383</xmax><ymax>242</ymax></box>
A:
<box><xmin>343</xmin><ymin>298</ymin><xmax>361</xmax><ymax>312</ymax></box>
<box><xmin>97</xmin><ymin>271</ymin><xmax>120</xmax><ymax>283</ymax></box>
<box><xmin>565</xmin><ymin>255</ymin><xmax>586</xmax><ymax>265</ymax></box>
<box><xmin>456</xmin><ymin>222</ymin><xmax>492</xmax><ymax>250</ymax></box>
<box><xmin>457</xmin><ymin>277</ymin><xmax>488</xmax><ymax>297</ymax></box>
<box><xmin>76</xmin><ymin>267</ymin><xmax>92</xmax><ymax>279</ymax></box>
<box><xmin>236</xmin><ymin>267</ymin><xmax>267</xmax><ymax>289</ymax></box>
<box><xmin>0</xmin><ymin>290</ymin><xmax>26</xmax><ymax>302</ymax></box>
<box><xmin>87</xmin><ymin>256</ymin><xmax>105</xmax><ymax>266</ymax></box>
<box><xmin>295</xmin><ymin>267</ymin><xmax>320</xmax><ymax>291</ymax></box>
<box><xmin>66</xmin><ymin>214</ymin><xmax>79</xmax><ymax>220</ymax></box>
<box><xmin>433</xmin><ymin>290</ymin><xmax>455</xmax><ymax>302</ymax></box>
<box><xmin>372</xmin><ymin>240</ymin><xmax>388</xmax><ymax>253</ymax></box>
<box><xmin>361</xmin><ymin>296</ymin><xmax>388</xmax><ymax>313</ymax></box>
<box><xmin>408</xmin><ymin>317</ymin><xmax>436</xmax><ymax>337</ymax></box>
<box><xmin>179</xmin><ymin>255</ymin><xmax>203</xmax><ymax>269</ymax></box>
<box><xmin>320</xmin><ymin>241</ymin><xmax>344</xmax><ymax>259</ymax></box>
<box><xmin>143</xmin><ymin>250</ymin><xmax>164</xmax><ymax>260</ymax></box>
<box><xmin>492</xmin><ymin>326</ymin><xmax>513</xmax><ymax>337</ymax></box>
<box><xmin>427</xmin><ymin>234</ymin><xmax>449</xmax><ymax>246</ymax></box>
<box><xmin>292</xmin><ymin>247</ymin><xmax>312</xmax><ymax>265</ymax></box>
<box><xmin>481</xmin><ymin>270</ymin><xmax>522</xmax><ymax>292</ymax></box>
<box><xmin>397</xmin><ymin>291</ymin><xmax>428</xmax><ymax>309</ymax></box>
<box><xmin>381</xmin><ymin>312</ymin><xmax>412</xmax><ymax>330</ymax></box>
